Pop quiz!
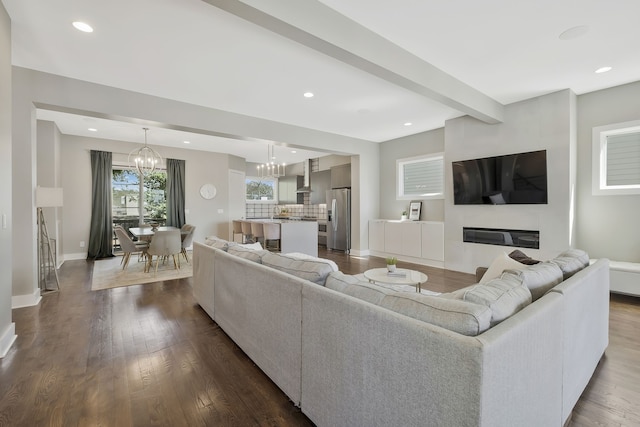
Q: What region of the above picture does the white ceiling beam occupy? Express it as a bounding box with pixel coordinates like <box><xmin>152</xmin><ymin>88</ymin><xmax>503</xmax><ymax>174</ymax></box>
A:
<box><xmin>204</xmin><ymin>0</ymin><xmax>504</xmax><ymax>124</ymax></box>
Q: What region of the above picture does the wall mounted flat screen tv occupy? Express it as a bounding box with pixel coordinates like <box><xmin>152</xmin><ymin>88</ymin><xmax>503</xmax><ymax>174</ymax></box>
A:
<box><xmin>452</xmin><ymin>150</ymin><xmax>548</xmax><ymax>205</ymax></box>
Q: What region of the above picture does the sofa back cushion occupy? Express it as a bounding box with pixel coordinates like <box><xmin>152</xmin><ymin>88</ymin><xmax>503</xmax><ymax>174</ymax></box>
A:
<box><xmin>326</xmin><ymin>271</ymin><xmax>395</xmax><ymax>305</ymax></box>
<box><xmin>227</xmin><ymin>245</ymin><xmax>269</xmax><ymax>263</ymax></box>
<box><xmin>204</xmin><ymin>236</ymin><xmax>232</xmax><ymax>251</ymax></box>
<box><xmin>262</xmin><ymin>252</ymin><xmax>336</xmax><ymax>285</ymax></box>
<box><xmin>504</xmin><ymin>261</ymin><xmax>563</xmax><ymax>301</ymax></box>
<box><xmin>379</xmin><ymin>293</ymin><xmax>492</xmax><ymax>336</ymax></box>
<box><xmin>463</xmin><ymin>274</ymin><xmax>532</xmax><ymax>326</ymax></box>
<box><xmin>326</xmin><ymin>272</ymin><xmax>492</xmax><ymax>336</ymax></box>
<box><xmin>551</xmin><ymin>249</ymin><xmax>590</xmax><ymax>280</ymax></box>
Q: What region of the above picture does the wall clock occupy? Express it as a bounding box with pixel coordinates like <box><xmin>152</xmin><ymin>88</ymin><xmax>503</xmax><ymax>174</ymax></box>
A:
<box><xmin>199</xmin><ymin>183</ymin><xmax>217</xmax><ymax>200</ymax></box>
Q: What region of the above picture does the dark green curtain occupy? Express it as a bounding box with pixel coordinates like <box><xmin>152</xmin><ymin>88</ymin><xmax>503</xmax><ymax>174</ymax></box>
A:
<box><xmin>166</xmin><ymin>158</ymin><xmax>185</xmax><ymax>228</ymax></box>
<box><xmin>87</xmin><ymin>150</ymin><xmax>114</xmax><ymax>259</ymax></box>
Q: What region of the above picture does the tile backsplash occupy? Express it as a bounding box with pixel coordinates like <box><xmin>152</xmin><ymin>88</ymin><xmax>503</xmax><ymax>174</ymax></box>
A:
<box><xmin>245</xmin><ymin>194</ymin><xmax>327</xmax><ymax>219</ymax></box>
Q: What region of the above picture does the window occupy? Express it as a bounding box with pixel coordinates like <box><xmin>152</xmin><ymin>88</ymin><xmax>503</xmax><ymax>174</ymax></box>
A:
<box><xmin>396</xmin><ymin>153</ymin><xmax>444</xmax><ymax>200</ymax></box>
<box><xmin>112</xmin><ymin>167</ymin><xmax>167</xmax><ymax>228</ymax></box>
<box><xmin>246</xmin><ymin>176</ymin><xmax>277</xmax><ymax>202</ymax></box>
<box><xmin>592</xmin><ymin>120</ymin><xmax>640</xmax><ymax>195</ymax></box>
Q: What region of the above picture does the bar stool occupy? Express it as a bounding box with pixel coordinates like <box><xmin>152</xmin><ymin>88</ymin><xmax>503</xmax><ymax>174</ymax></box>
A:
<box><xmin>263</xmin><ymin>222</ymin><xmax>281</xmax><ymax>251</ymax></box>
<box><xmin>241</xmin><ymin>221</ymin><xmax>253</xmax><ymax>243</ymax></box>
<box><xmin>232</xmin><ymin>220</ymin><xmax>243</xmax><ymax>243</ymax></box>
<box><xmin>251</xmin><ymin>222</ymin><xmax>265</xmax><ymax>246</ymax></box>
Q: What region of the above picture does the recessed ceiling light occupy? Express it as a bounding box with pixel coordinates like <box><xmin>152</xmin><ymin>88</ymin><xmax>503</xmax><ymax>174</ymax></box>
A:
<box><xmin>73</xmin><ymin>21</ymin><xmax>94</xmax><ymax>33</ymax></box>
<box><xmin>88</xmin><ymin>128</ymin><xmax>97</xmax><ymax>132</ymax></box>
<box><xmin>303</xmin><ymin>92</ymin><xmax>314</xmax><ymax>98</ymax></box>
<box><xmin>404</xmin><ymin>122</ymin><xmax>412</xmax><ymax>127</ymax></box>
<box><xmin>183</xmin><ymin>140</ymin><xmax>190</xmax><ymax>144</ymax></box>
<box><xmin>558</xmin><ymin>25</ymin><xmax>589</xmax><ymax>40</ymax></box>
<box><xmin>595</xmin><ymin>66</ymin><xmax>612</xmax><ymax>74</ymax></box>
<box><xmin>291</xmin><ymin>150</ymin><xmax>297</xmax><ymax>154</ymax></box>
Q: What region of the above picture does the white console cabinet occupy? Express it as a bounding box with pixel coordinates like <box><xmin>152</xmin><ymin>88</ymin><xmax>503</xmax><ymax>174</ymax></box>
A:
<box><xmin>369</xmin><ymin>220</ymin><xmax>444</xmax><ymax>268</ymax></box>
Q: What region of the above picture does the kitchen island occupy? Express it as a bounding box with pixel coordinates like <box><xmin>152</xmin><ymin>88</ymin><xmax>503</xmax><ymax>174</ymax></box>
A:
<box><xmin>243</xmin><ymin>219</ymin><xmax>318</xmax><ymax>257</ymax></box>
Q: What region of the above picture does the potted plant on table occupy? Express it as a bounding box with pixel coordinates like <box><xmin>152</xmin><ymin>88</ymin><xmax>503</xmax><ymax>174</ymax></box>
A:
<box><xmin>401</xmin><ymin>211</ymin><xmax>408</xmax><ymax>220</ymax></box>
<box><xmin>386</xmin><ymin>256</ymin><xmax>398</xmax><ymax>272</ymax></box>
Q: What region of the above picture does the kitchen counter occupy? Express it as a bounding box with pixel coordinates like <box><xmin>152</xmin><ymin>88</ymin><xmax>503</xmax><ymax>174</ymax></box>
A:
<box><xmin>243</xmin><ymin>219</ymin><xmax>318</xmax><ymax>257</ymax></box>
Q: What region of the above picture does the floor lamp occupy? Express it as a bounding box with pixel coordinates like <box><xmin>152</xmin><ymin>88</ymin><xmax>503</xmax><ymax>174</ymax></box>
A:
<box><xmin>35</xmin><ymin>186</ymin><xmax>63</xmax><ymax>293</ymax></box>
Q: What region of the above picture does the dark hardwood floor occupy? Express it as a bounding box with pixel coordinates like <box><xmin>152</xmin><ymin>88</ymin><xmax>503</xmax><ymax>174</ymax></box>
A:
<box><xmin>1</xmin><ymin>248</ymin><xmax>638</xmax><ymax>426</ymax></box>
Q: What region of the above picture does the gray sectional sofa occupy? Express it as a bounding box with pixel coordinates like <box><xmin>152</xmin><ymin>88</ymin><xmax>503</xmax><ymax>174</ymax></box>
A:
<box><xmin>193</xmin><ymin>238</ymin><xmax>609</xmax><ymax>427</ymax></box>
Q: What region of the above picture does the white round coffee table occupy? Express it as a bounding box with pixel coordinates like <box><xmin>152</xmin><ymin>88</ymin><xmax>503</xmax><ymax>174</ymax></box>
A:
<box><xmin>364</xmin><ymin>268</ymin><xmax>428</xmax><ymax>293</ymax></box>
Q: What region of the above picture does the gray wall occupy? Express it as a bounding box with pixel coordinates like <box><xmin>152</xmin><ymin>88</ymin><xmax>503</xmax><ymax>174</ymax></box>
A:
<box><xmin>59</xmin><ymin>133</ymin><xmax>238</xmax><ymax>259</ymax></box>
<box><xmin>379</xmin><ymin>128</ymin><xmax>445</xmax><ymax>221</ymax></box>
<box><xmin>0</xmin><ymin>3</ymin><xmax>15</xmax><ymax>357</ymax></box>
<box><xmin>576</xmin><ymin>81</ymin><xmax>640</xmax><ymax>262</ymax></box>
<box><xmin>444</xmin><ymin>90</ymin><xmax>576</xmax><ymax>273</ymax></box>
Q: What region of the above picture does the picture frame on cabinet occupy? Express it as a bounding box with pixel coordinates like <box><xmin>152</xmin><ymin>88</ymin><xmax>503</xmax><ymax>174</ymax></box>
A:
<box><xmin>409</xmin><ymin>201</ymin><xmax>421</xmax><ymax>220</ymax></box>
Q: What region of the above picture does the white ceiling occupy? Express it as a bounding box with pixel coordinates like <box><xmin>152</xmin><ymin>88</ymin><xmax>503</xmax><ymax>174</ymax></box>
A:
<box><xmin>3</xmin><ymin>0</ymin><xmax>640</xmax><ymax>164</ymax></box>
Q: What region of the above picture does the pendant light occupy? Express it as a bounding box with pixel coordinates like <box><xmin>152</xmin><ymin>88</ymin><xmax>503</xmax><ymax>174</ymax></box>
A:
<box><xmin>128</xmin><ymin>127</ymin><xmax>162</xmax><ymax>175</ymax></box>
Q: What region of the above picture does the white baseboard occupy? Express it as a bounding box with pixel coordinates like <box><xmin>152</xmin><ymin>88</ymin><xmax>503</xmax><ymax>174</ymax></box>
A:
<box><xmin>0</xmin><ymin>323</ymin><xmax>16</xmax><ymax>358</ymax></box>
<box><xmin>12</xmin><ymin>288</ymin><xmax>42</xmax><ymax>309</ymax></box>
<box><xmin>64</xmin><ymin>252</ymin><xmax>87</xmax><ymax>261</ymax></box>
<box><xmin>350</xmin><ymin>248</ymin><xmax>370</xmax><ymax>257</ymax></box>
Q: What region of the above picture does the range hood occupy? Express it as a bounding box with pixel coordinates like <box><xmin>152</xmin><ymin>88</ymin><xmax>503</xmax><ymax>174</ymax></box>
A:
<box><xmin>296</xmin><ymin>159</ymin><xmax>312</xmax><ymax>193</ymax></box>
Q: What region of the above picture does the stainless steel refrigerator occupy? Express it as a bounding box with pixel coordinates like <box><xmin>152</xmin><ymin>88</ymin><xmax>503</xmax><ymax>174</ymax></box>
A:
<box><xmin>326</xmin><ymin>188</ymin><xmax>351</xmax><ymax>252</ymax></box>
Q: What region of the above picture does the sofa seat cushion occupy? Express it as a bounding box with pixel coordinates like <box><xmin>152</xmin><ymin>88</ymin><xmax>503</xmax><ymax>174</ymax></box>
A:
<box><xmin>262</xmin><ymin>252</ymin><xmax>336</xmax><ymax>285</ymax></box>
<box><xmin>227</xmin><ymin>245</ymin><xmax>269</xmax><ymax>263</ymax></box>
<box><xmin>463</xmin><ymin>274</ymin><xmax>532</xmax><ymax>326</ymax></box>
<box><xmin>326</xmin><ymin>273</ymin><xmax>491</xmax><ymax>336</ymax></box>
<box><xmin>504</xmin><ymin>261</ymin><xmax>563</xmax><ymax>301</ymax></box>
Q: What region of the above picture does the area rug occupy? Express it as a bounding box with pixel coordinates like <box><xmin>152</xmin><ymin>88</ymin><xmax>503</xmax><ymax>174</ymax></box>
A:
<box><xmin>91</xmin><ymin>253</ymin><xmax>193</xmax><ymax>291</ymax></box>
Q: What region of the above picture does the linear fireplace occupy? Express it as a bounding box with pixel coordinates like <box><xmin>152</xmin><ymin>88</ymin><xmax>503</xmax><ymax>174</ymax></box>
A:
<box><xmin>463</xmin><ymin>227</ymin><xmax>539</xmax><ymax>249</ymax></box>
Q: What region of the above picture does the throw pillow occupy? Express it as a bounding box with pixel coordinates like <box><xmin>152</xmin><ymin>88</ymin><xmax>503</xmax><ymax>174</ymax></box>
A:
<box><xmin>227</xmin><ymin>245</ymin><xmax>268</xmax><ymax>263</ymax></box>
<box><xmin>282</xmin><ymin>252</ymin><xmax>339</xmax><ymax>272</ymax></box>
<box><xmin>508</xmin><ymin>249</ymin><xmax>540</xmax><ymax>265</ymax></box>
<box><xmin>463</xmin><ymin>274</ymin><xmax>532</xmax><ymax>326</ymax></box>
<box><xmin>479</xmin><ymin>252</ymin><xmax>525</xmax><ymax>284</ymax></box>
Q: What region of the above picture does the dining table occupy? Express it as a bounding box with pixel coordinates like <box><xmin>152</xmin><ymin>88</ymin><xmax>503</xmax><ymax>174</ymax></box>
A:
<box><xmin>129</xmin><ymin>226</ymin><xmax>187</xmax><ymax>239</ymax></box>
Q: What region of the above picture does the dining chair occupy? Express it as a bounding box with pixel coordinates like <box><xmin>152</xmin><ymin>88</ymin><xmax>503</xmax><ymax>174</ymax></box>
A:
<box><xmin>241</xmin><ymin>221</ymin><xmax>253</xmax><ymax>243</ymax></box>
<box><xmin>262</xmin><ymin>222</ymin><xmax>281</xmax><ymax>251</ymax></box>
<box><xmin>232</xmin><ymin>220</ymin><xmax>243</xmax><ymax>243</ymax></box>
<box><xmin>180</xmin><ymin>224</ymin><xmax>196</xmax><ymax>263</ymax></box>
<box><xmin>146</xmin><ymin>229</ymin><xmax>182</xmax><ymax>274</ymax></box>
<box><xmin>114</xmin><ymin>226</ymin><xmax>149</xmax><ymax>270</ymax></box>
<box><xmin>250</xmin><ymin>222</ymin><xmax>264</xmax><ymax>247</ymax></box>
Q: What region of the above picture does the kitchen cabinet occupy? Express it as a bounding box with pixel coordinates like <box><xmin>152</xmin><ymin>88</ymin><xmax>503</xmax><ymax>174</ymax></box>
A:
<box><xmin>330</xmin><ymin>163</ymin><xmax>351</xmax><ymax>189</ymax></box>
<box><xmin>278</xmin><ymin>175</ymin><xmax>304</xmax><ymax>204</ymax></box>
<box><xmin>310</xmin><ymin>170</ymin><xmax>331</xmax><ymax>204</ymax></box>
<box><xmin>385</xmin><ymin>221</ymin><xmax>421</xmax><ymax>257</ymax></box>
<box><xmin>368</xmin><ymin>220</ymin><xmax>444</xmax><ymax>268</ymax></box>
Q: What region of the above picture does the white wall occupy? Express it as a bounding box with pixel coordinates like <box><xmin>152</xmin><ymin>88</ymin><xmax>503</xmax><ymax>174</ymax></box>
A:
<box><xmin>444</xmin><ymin>90</ymin><xmax>576</xmax><ymax>273</ymax></box>
<box><xmin>576</xmin><ymin>81</ymin><xmax>640</xmax><ymax>262</ymax></box>
<box><xmin>37</xmin><ymin>120</ymin><xmax>63</xmax><ymax>262</ymax></box>
<box><xmin>11</xmin><ymin>67</ymin><xmax>381</xmax><ymax>300</ymax></box>
<box><xmin>379</xmin><ymin>128</ymin><xmax>445</xmax><ymax>221</ymax></box>
<box><xmin>0</xmin><ymin>2</ymin><xmax>16</xmax><ymax>357</ymax></box>
<box><xmin>60</xmin><ymin>134</ymin><xmax>238</xmax><ymax>260</ymax></box>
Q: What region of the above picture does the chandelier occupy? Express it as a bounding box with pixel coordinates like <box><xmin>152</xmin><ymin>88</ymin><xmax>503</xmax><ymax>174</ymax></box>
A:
<box><xmin>128</xmin><ymin>127</ymin><xmax>162</xmax><ymax>176</ymax></box>
<box><xmin>257</xmin><ymin>145</ymin><xmax>286</xmax><ymax>178</ymax></box>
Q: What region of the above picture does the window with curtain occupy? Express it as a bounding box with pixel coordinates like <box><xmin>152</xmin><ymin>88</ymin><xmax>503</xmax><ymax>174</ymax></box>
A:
<box><xmin>112</xmin><ymin>165</ymin><xmax>167</xmax><ymax>230</ymax></box>
<box><xmin>396</xmin><ymin>153</ymin><xmax>444</xmax><ymax>200</ymax></box>
<box><xmin>592</xmin><ymin>120</ymin><xmax>640</xmax><ymax>195</ymax></box>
